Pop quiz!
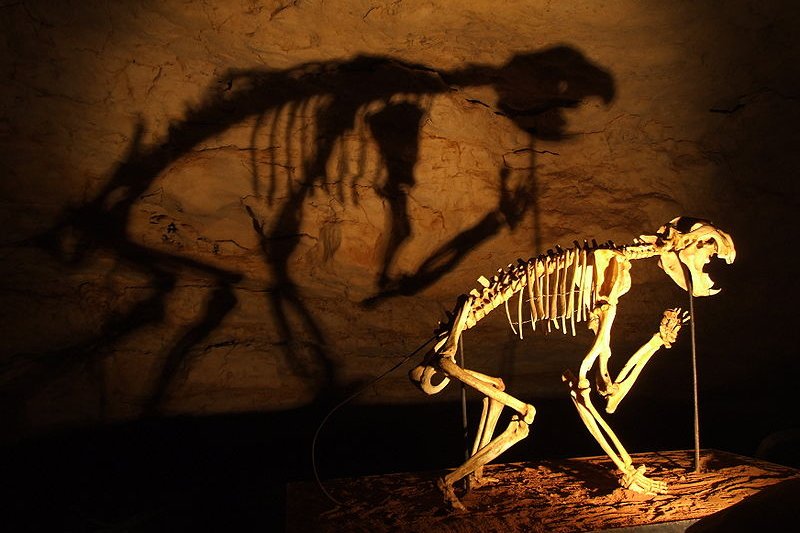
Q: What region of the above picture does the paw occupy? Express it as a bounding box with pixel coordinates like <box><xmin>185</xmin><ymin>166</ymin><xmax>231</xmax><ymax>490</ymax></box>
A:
<box><xmin>659</xmin><ymin>308</ymin><xmax>690</xmax><ymax>348</ymax></box>
<box><xmin>620</xmin><ymin>465</ymin><xmax>668</xmax><ymax>495</ymax></box>
<box><xmin>437</xmin><ymin>477</ymin><xmax>466</xmax><ymax>511</ymax></box>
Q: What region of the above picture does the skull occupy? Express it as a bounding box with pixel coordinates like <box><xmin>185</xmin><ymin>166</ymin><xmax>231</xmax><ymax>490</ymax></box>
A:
<box><xmin>652</xmin><ymin>217</ymin><xmax>736</xmax><ymax>297</ymax></box>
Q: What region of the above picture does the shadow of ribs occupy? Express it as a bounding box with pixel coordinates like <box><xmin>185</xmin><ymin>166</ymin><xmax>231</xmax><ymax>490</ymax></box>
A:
<box><xmin>408</xmin><ymin>217</ymin><xmax>736</xmax><ymax>511</ymax></box>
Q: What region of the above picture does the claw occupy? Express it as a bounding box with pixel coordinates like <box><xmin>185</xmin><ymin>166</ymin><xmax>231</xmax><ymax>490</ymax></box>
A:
<box><xmin>620</xmin><ymin>465</ymin><xmax>668</xmax><ymax>495</ymax></box>
<box><xmin>659</xmin><ymin>308</ymin><xmax>687</xmax><ymax>348</ymax></box>
<box><xmin>437</xmin><ymin>477</ymin><xmax>466</xmax><ymax>511</ymax></box>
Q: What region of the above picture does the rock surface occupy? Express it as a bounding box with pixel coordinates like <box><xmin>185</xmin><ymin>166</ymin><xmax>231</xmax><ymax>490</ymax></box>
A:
<box><xmin>1</xmin><ymin>1</ymin><xmax>799</xmax><ymax>439</ymax></box>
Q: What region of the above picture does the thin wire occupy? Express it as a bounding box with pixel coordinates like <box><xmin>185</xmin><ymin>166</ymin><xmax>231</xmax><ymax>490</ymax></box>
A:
<box><xmin>311</xmin><ymin>334</ymin><xmax>438</xmax><ymax>506</ymax></box>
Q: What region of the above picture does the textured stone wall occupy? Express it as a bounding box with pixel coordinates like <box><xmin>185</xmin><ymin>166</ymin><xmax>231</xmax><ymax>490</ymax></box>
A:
<box><xmin>1</xmin><ymin>1</ymin><xmax>798</xmax><ymax>439</ymax></box>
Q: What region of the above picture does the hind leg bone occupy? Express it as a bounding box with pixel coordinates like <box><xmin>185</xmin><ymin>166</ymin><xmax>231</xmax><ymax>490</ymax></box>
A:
<box><xmin>464</xmin><ymin>370</ymin><xmax>506</xmax><ymax>489</ymax></box>
<box><xmin>435</xmin><ymin>357</ymin><xmax>535</xmax><ymax>510</ymax></box>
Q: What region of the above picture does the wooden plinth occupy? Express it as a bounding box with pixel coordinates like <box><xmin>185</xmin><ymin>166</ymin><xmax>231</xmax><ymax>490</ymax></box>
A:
<box><xmin>287</xmin><ymin>450</ymin><xmax>799</xmax><ymax>532</ymax></box>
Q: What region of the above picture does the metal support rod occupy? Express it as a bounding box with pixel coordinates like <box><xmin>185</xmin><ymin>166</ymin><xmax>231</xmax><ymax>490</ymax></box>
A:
<box><xmin>689</xmin><ymin>289</ymin><xmax>701</xmax><ymax>473</ymax></box>
<box><xmin>459</xmin><ymin>335</ymin><xmax>469</xmax><ymax>460</ymax></box>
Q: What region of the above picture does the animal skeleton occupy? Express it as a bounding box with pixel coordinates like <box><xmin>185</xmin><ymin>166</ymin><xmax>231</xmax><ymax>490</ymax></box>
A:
<box><xmin>409</xmin><ymin>217</ymin><xmax>736</xmax><ymax>510</ymax></box>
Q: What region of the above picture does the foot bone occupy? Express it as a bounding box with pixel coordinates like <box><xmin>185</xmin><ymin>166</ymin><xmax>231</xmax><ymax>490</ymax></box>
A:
<box><xmin>437</xmin><ymin>477</ymin><xmax>466</xmax><ymax>511</ymax></box>
<box><xmin>620</xmin><ymin>465</ymin><xmax>668</xmax><ymax>495</ymax></box>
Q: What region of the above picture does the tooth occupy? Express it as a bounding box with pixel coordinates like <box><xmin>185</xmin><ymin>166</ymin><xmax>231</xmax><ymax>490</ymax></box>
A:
<box><xmin>478</xmin><ymin>275</ymin><xmax>490</xmax><ymax>288</ymax></box>
<box><xmin>710</xmin><ymin>288</ymin><xmax>721</xmax><ymax>295</ymax></box>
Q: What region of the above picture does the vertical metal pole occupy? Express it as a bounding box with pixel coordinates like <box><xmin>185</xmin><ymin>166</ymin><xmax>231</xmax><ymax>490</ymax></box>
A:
<box><xmin>459</xmin><ymin>336</ymin><xmax>469</xmax><ymax>460</ymax></box>
<box><xmin>689</xmin><ymin>289</ymin><xmax>701</xmax><ymax>473</ymax></box>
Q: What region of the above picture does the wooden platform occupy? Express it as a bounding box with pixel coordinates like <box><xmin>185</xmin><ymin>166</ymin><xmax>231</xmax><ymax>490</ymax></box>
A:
<box><xmin>287</xmin><ymin>450</ymin><xmax>799</xmax><ymax>532</ymax></box>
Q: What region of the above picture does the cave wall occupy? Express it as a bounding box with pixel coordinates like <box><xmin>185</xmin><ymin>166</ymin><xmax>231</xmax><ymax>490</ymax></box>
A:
<box><xmin>1</xmin><ymin>0</ymin><xmax>799</xmax><ymax>443</ymax></box>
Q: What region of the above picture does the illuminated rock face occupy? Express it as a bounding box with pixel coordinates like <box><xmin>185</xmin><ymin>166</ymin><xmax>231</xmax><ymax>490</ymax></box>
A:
<box><xmin>0</xmin><ymin>1</ymin><xmax>797</xmax><ymax>436</ymax></box>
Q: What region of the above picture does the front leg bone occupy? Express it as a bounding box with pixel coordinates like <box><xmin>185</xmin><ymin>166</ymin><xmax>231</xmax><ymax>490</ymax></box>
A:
<box><xmin>564</xmin><ymin>370</ymin><xmax>668</xmax><ymax>495</ymax></box>
<box><xmin>567</xmin><ymin>293</ymin><xmax>668</xmax><ymax>495</ymax></box>
<box><xmin>605</xmin><ymin>308</ymin><xmax>689</xmax><ymax>413</ymax></box>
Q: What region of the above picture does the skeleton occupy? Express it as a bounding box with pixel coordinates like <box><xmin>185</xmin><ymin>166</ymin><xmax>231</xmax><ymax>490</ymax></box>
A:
<box><xmin>409</xmin><ymin>217</ymin><xmax>736</xmax><ymax>510</ymax></box>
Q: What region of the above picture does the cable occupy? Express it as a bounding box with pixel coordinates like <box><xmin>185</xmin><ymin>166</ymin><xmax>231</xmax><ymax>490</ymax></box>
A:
<box><xmin>311</xmin><ymin>334</ymin><xmax>438</xmax><ymax>506</ymax></box>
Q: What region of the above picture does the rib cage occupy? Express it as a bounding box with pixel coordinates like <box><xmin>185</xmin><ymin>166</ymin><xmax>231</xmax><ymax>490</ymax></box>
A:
<box><xmin>461</xmin><ymin>240</ymin><xmax>624</xmax><ymax>336</ymax></box>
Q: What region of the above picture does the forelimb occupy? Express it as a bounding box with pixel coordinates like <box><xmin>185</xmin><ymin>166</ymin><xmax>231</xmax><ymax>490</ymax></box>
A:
<box><xmin>564</xmin><ymin>302</ymin><xmax>670</xmax><ymax>494</ymax></box>
<box><xmin>602</xmin><ymin>308</ymin><xmax>689</xmax><ymax>413</ymax></box>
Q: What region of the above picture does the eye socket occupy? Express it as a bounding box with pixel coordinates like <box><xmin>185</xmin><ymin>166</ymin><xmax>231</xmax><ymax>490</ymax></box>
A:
<box><xmin>696</xmin><ymin>238</ymin><xmax>718</xmax><ymax>251</ymax></box>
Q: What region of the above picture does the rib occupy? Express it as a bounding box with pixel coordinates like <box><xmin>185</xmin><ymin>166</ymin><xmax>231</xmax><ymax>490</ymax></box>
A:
<box><xmin>534</xmin><ymin>258</ymin><xmax>545</xmax><ymax>320</ymax></box>
<box><xmin>543</xmin><ymin>255</ymin><xmax>551</xmax><ymax>321</ymax></box>
<box><xmin>517</xmin><ymin>286</ymin><xmax>524</xmax><ymax>339</ymax></box>
<box><xmin>527</xmin><ymin>261</ymin><xmax>537</xmax><ymax>331</ymax></box>
<box><xmin>551</xmin><ymin>252</ymin><xmax>560</xmax><ymax>329</ymax></box>
<box><xmin>559</xmin><ymin>250</ymin><xmax>569</xmax><ymax>334</ymax></box>
<box><xmin>578</xmin><ymin>244</ymin><xmax>588</xmax><ymax>322</ymax></box>
<box><xmin>503</xmin><ymin>273</ymin><xmax>517</xmax><ymax>335</ymax></box>
<box><xmin>568</xmin><ymin>244</ymin><xmax>580</xmax><ymax>335</ymax></box>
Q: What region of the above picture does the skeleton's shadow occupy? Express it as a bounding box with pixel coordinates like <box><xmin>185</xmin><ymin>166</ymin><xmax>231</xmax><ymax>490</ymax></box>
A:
<box><xmin>9</xmin><ymin>47</ymin><xmax>614</xmax><ymax>412</ymax></box>
<box><xmin>363</xmin><ymin>48</ymin><xmax>615</xmax><ymax>304</ymax></box>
